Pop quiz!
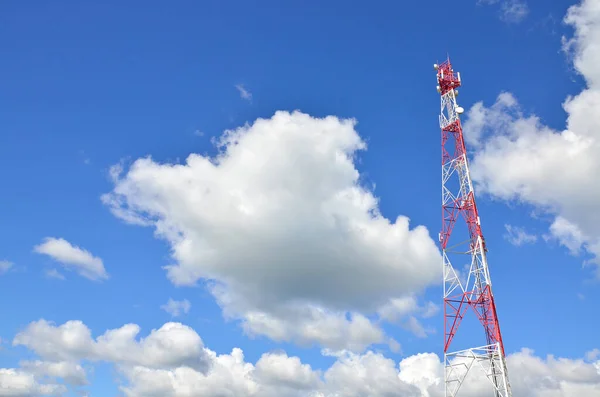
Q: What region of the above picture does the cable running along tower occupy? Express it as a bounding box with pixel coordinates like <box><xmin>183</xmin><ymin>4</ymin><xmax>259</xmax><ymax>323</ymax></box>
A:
<box><xmin>435</xmin><ymin>58</ymin><xmax>512</xmax><ymax>397</ymax></box>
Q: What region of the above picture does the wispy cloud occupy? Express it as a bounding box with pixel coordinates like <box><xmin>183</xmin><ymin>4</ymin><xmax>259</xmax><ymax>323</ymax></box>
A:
<box><xmin>504</xmin><ymin>224</ymin><xmax>537</xmax><ymax>246</ymax></box>
<box><xmin>0</xmin><ymin>260</ymin><xmax>14</xmax><ymax>275</ymax></box>
<box><xmin>478</xmin><ymin>0</ymin><xmax>529</xmax><ymax>24</ymax></box>
<box><xmin>235</xmin><ymin>84</ymin><xmax>252</xmax><ymax>102</ymax></box>
<box><xmin>161</xmin><ymin>298</ymin><xmax>191</xmax><ymax>317</ymax></box>
<box><xmin>78</xmin><ymin>150</ymin><xmax>91</xmax><ymax>165</ymax></box>
<box><xmin>45</xmin><ymin>268</ymin><xmax>65</xmax><ymax>280</ymax></box>
<box><xmin>586</xmin><ymin>348</ymin><xmax>600</xmax><ymax>361</ymax></box>
<box><xmin>500</xmin><ymin>0</ymin><xmax>529</xmax><ymax>23</ymax></box>
<box><xmin>528</xmin><ymin>14</ymin><xmax>558</xmax><ymax>35</ymax></box>
<box><xmin>378</xmin><ymin>296</ymin><xmax>438</xmax><ymax>338</ymax></box>
<box><xmin>34</xmin><ymin>237</ymin><xmax>109</xmax><ymax>281</ymax></box>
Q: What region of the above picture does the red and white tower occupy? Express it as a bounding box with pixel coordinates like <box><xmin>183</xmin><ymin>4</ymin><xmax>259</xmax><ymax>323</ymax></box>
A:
<box><xmin>435</xmin><ymin>58</ymin><xmax>512</xmax><ymax>397</ymax></box>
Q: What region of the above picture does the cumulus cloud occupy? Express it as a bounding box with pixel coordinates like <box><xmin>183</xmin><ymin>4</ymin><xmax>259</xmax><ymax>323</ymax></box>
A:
<box><xmin>0</xmin><ymin>368</ymin><xmax>66</xmax><ymax>397</ymax></box>
<box><xmin>33</xmin><ymin>238</ymin><xmax>108</xmax><ymax>281</ymax></box>
<box><xmin>161</xmin><ymin>298</ymin><xmax>191</xmax><ymax>317</ymax></box>
<box><xmin>4</xmin><ymin>319</ymin><xmax>600</xmax><ymax>397</ymax></box>
<box><xmin>73</xmin><ymin>349</ymin><xmax>600</xmax><ymax>397</ymax></box>
<box><xmin>13</xmin><ymin>320</ymin><xmax>210</xmax><ymax>372</ymax></box>
<box><xmin>239</xmin><ymin>307</ymin><xmax>386</xmax><ymax>352</ymax></box>
<box><xmin>462</xmin><ymin>0</ymin><xmax>600</xmax><ymax>277</ymax></box>
<box><xmin>20</xmin><ymin>360</ymin><xmax>87</xmax><ymax>386</ymax></box>
<box><xmin>103</xmin><ymin>110</ymin><xmax>441</xmax><ymax>351</ymax></box>
<box><xmin>464</xmin><ymin>92</ymin><xmax>600</xmax><ymax>271</ymax></box>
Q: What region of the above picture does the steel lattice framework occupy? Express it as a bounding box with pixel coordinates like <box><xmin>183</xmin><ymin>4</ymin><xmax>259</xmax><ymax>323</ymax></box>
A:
<box><xmin>435</xmin><ymin>58</ymin><xmax>512</xmax><ymax>397</ymax></box>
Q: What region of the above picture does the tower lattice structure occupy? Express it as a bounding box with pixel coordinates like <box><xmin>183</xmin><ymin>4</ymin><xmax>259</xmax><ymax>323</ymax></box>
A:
<box><xmin>435</xmin><ymin>58</ymin><xmax>512</xmax><ymax>397</ymax></box>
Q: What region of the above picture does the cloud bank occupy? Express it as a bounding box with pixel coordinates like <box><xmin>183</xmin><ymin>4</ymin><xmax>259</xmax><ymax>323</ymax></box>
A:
<box><xmin>463</xmin><ymin>0</ymin><xmax>600</xmax><ymax>277</ymax></box>
<box><xmin>3</xmin><ymin>319</ymin><xmax>599</xmax><ymax>397</ymax></box>
<box><xmin>103</xmin><ymin>111</ymin><xmax>441</xmax><ymax>351</ymax></box>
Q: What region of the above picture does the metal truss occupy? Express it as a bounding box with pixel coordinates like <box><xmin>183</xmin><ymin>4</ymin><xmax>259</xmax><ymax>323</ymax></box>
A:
<box><xmin>435</xmin><ymin>58</ymin><xmax>512</xmax><ymax>397</ymax></box>
<box><xmin>445</xmin><ymin>344</ymin><xmax>511</xmax><ymax>397</ymax></box>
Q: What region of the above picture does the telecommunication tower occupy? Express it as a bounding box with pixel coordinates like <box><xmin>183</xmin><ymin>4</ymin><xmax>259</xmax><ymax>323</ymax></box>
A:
<box><xmin>435</xmin><ymin>58</ymin><xmax>512</xmax><ymax>397</ymax></box>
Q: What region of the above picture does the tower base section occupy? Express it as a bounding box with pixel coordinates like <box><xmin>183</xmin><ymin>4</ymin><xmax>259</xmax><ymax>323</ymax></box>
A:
<box><xmin>444</xmin><ymin>343</ymin><xmax>512</xmax><ymax>397</ymax></box>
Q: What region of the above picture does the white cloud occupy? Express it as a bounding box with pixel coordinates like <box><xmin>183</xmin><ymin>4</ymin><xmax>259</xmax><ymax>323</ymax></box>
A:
<box><xmin>478</xmin><ymin>0</ymin><xmax>529</xmax><ymax>23</ymax></box>
<box><xmin>320</xmin><ymin>351</ymin><xmax>424</xmax><ymax>397</ymax></box>
<box><xmin>462</xmin><ymin>0</ymin><xmax>600</xmax><ymax>278</ymax></box>
<box><xmin>5</xmin><ymin>319</ymin><xmax>600</xmax><ymax>397</ymax></box>
<box><xmin>500</xmin><ymin>0</ymin><xmax>529</xmax><ymax>23</ymax></box>
<box><xmin>403</xmin><ymin>316</ymin><xmax>430</xmax><ymax>338</ymax></box>
<box><xmin>504</xmin><ymin>224</ymin><xmax>537</xmax><ymax>246</ymax></box>
<box><xmin>239</xmin><ymin>308</ymin><xmax>385</xmax><ymax>352</ymax></box>
<box><xmin>421</xmin><ymin>301</ymin><xmax>440</xmax><ymax>318</ymax></box>
<box><xmin>378</xmin><ymin>296</ymin><xmax>419</xmax><ymax>322</ymax></box>
<box><xmin>0</xmin><ymin>368</ymin><xmax>66</xmax><ymax>397</ymax></box>
<box><xmin>78</xmin><ymin>150</ymin><xmax>91</xmax><ymax>165</ymax></box>
<box><xmin>586</xmin><ymin>348</ymin><xmax>600</xmax><ymax>361</ymax></box>
<box><xmin>463</xmin><ymin>92</ymin><xmax>519</xmax><ymax>148</ymax></box>
<box><xmin>161</xmin><ymin>298</ymin><xmax>191</xmax><ymax>317</ymax></box>
<box><xmin>235</xmin><ymin>84</ymin><xmax>252</xmax><ymax>101</ymax></box>
<box><xmin>103</xmin><ymin>110</ymin><xmax>441</xmax><ymax>351</ymax></box>
<box><xmin>378</xmin><ymin>296</ymin><xmax>439</xmax><ymax>323</ymax></box>
<box><xmin>548</xmin><ymin>216</ymin><xmax>589</xmax><ymax>255</ymax></box>
<box><xmin>254</xmin><ymin>352</ymin><xmax>321</xmax><ymax>391</ymax></box>
<box><xmin>0</xmin><ymin>260</ymin><xmax>13</xmax><ymax>275</ymax></box>
<box><xmin>45</xmin><ymin>269</ymin><xmax>65</xmax><ymax>280</ymax></box>
<box><xmin>378</xmin><ymin>296</ymin><xmax>438</xmax><ymax>338</ymax></box>
<box><xmin>20</xmin><ymin>360</ymin><xmax>87</xmax><ymax>386</ymax></box>
<box><xmin>13</xmin><ymin>320</ymin><xmax>211</xmax><ymax>372</ymax></box>
<box><xmin>33</xmin><ymin>238</ymin><xmax>108</xmax><ymax>281</ymax></box>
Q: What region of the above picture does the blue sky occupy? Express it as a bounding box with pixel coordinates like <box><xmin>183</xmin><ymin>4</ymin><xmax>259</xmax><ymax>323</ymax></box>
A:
<box><xmin>1</xmin><ymin>0</ymin><xmax>600</xmax><ymax>396</ymax></box>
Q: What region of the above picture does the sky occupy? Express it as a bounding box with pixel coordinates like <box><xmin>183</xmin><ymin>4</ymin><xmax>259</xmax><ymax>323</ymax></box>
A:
<box><xmin>1</xmin><ymin>0</ymin><xmax>600</xmax><ymax>396</ymax></box>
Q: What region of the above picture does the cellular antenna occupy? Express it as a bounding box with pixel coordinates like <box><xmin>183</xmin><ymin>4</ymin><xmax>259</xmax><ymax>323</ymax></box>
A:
<box><xmin>435</xmin><ymin>58</ymin><xmax>512</xmax><ymax>397</ymax></box>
